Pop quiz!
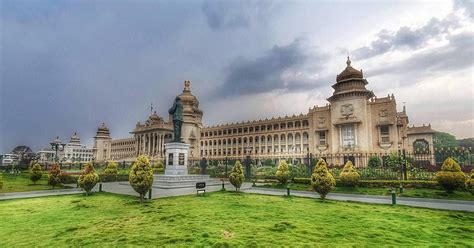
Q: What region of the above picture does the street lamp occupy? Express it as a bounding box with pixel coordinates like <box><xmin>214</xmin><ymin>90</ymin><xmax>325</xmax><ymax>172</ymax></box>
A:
<box><xmin>50</xmin><ymin>136</ymin><xmax>65</xmax><ymax>162</ymax></box>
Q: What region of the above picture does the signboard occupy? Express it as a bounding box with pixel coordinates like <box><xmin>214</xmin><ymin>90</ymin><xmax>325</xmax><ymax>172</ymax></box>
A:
<box><xmin>168</xmin><ymin>153</ymin><xmax>173</xmax><ymax>166</ymax></box>
<box><xmin>178</xmin><ymin>153</ymin><xmax>185</xmax><ymax>166</ymax></box>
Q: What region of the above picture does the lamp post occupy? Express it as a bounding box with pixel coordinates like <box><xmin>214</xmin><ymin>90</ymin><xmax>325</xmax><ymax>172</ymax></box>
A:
<box><xmin>245</xmin><ymin>147</ymin><xmax>252</xmax><ymax>180</ymax></box>
<box><xmin>50</xmin><ymin>136</ymin><xmax>65</xmax><ymax>162</ymax></box>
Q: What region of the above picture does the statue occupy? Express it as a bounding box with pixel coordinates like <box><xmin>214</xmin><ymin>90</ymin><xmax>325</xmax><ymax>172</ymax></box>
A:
<box><xmin>168</xmin><ymin>97</ymin><xmax>183</xmax><ymax>143</ymax></box>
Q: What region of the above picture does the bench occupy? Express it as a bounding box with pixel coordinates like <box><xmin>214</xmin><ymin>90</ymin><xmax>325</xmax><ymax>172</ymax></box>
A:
<box><xmin>196</xmin><ymin>182</ymin><xmax>206</xmax><ymax>195</ymax></box>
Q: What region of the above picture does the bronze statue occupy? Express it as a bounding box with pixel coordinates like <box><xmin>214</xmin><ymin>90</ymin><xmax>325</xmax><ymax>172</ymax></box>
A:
<box><xmin>168</xmin><ymin>97</ymin><xmax>183</xmax><ymax>142</ymax></box>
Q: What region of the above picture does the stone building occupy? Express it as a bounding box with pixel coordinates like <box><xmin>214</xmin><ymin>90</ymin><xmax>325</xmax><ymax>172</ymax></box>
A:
<box><xmin>93</xmin><ymin>59</ymin><xmax>435</xmax><ymax>166</ymax></box>
<box><xmin>93</xmin><ymin>81</ymin><xmax>203</xmax><ymax>162</ymax></box>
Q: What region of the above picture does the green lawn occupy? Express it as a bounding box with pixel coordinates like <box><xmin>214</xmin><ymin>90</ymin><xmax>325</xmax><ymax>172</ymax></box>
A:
<box><xmin>0</xmin><ymin>192</ymin><xmax>473</xmax><ymax>247</ymax></box>
<box><xmin>0</xmin><ymin>173</ymin><xmax>67</xmax><ymax>193</ymax></box>
<box><xmin>257</xmin><ymin>183</ymin><xmax>474</xmax><ymax>201</ymax></box>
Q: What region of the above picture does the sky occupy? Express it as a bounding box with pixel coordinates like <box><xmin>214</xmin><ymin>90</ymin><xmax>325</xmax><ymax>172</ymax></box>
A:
<box><xmin>0</xmin><ymin>0</ymin><xmax>473</xmax><ymax>153</ymax></box>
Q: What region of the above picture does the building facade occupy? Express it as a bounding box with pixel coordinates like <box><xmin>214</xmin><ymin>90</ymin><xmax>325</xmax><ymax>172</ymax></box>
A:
<box><xmin>94</xmin><ymin>59</ymin><xmax>435</xmax><ymax>166</ymax></box>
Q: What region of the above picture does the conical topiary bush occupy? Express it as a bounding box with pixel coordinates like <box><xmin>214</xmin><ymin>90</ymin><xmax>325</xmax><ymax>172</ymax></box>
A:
<box><xmin>436</xmin><ymin>157</ymin><xmax>466</xmax><ymax>193</ymax></box>
<box><xmin>339</xmin><ymin>161</ymin><xmax>360</xmax><ymax>187</ymax></box>
<box><xmin>229</xmin><ymin>161</ymin><xmax>244</xmax><ymax>191</ymax></box>
<box><xmin>311</xmin><ymin>159</ymin><xmax>335</xmax><ymax>200</ymax></box>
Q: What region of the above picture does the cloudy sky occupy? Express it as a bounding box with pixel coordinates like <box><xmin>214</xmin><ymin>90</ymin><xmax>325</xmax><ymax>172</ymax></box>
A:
<box><xmin>1</xmin><ymin>0</ymin><xmax>473</xmax><ymax>153</ymax></box>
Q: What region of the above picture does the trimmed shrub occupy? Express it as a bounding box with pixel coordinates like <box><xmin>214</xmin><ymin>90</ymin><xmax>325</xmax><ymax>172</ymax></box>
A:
<box><xmin>466</xmin><ymin>169</ymin><xmax>474</xmax><ymax>195</ymax></box>
<box><xmin>339</xmin><ymin>161</ymin><xmax>360</xmax><ymax>187</ymax></box>
<box><xmin>78</xmin><ymin>163</ymin><xmax>100</xmax><ymax>196</ymax></box>
<box><xmin>311</xmin><ymin>159</ymin><xmax>336</xmax><ymax>200</ymax></box>
<box><xmin>103</xmin><ymin>161</ymin><xmax>118</xmax><ymax>182</ymax></box>
<box><xmin>48</xmin><ymin>164</ymin><xmax>62</xmax><ymax>189</ymax></box>
<box><xmin>29</xmin><ymin>162</ymin><xmax>43</xmax><ymax>184</ymax></box>
<box><xmin>229</xmin><ymin>161</ymin><xmax>244</xmax><ymax>191</ymax></box>
<box><xmin>368</xmin><ymin>156</ymin><xmax>381</xmax><ymax>168</ymax></box>
<box><xmin>293</xmin><ymin>177</ymin><xmax>311</xmax><ymax>184</ymax></box>
<box><xmin>436</xmin><ymin>157</ymin><xmax>467</xmax><ymax>193</ymax></box>
<box><xmin>275</xmin><ymin>160</ymin><xmax>290</xmax><ymax>184</ymax></box>
<box><xmin>129</xmin><ymin>155</ymin><xmax>154</xmax><ymax>202</ymax></box>
<box><xmin>152</xmin><ymin>160</ymin><xmax>165</xmax><ymax>174</ymax></box>
<box><xmin>60</xmin><ymin>174</ymin><xmax>79</xmax><ymax>184</ymax></box>
<box><xmin>356</xmin><ymin>180</ymin><xmax>439</xmax><ymax>189</ymax></box>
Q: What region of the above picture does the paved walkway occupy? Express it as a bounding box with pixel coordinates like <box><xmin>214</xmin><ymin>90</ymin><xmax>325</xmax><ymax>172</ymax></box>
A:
<box><xmin>94</xmin><ymin>181</ymin><xmax>254</xmax><ymax>199</ymax></box>
<box><xmin>0</xmin><ymin>188</ymin><xmax>83</xmax><ymax>201</ymax></box>
<box><xmin>243</xmin><ymin>187</ymin><xmax>474</xmax><ymax>212</ymax></box>
<box><xmin>2</xmin><ymin>183</ymin><xmax>472</xmax><ymax>212</ymax></box>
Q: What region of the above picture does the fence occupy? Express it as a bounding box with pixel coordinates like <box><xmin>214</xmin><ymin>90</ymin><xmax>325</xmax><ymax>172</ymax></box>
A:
<box><xmin>193</xmin><ymin>148</ymin><xmax>473</xmax><ymax>181</ymax></box>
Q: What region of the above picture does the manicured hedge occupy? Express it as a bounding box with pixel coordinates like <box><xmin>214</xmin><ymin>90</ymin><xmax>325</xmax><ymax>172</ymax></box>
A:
<box><xmin>60</xmin><ymin>173</ymin><xmax>129</xmax><ymax>184</ymax></box>
<box><xmin>292</xmin><ymin>177</ymin><xmax>441</xmax><ymax>189</ymax></box>
<box><xmin>356</xmin><ymin>180</ymin><xmax>440</xmax><ymax>190</ymax></box>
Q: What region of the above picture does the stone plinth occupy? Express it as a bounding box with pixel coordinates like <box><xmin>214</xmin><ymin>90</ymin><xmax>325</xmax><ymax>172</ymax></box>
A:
<box><xmin>164</xmin><ymin>142</ymin><xmax>190</xmax><ymax>175</ymax></box>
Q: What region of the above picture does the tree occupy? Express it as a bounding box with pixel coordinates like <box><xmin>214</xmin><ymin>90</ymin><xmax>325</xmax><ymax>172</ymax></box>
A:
<box><xmin>465</xmin><ymin>169</ymin><xmax>474</xmax><ymax>195</ymax></box>
<box><xmin>48</xmin><ymin>164</ymin><xmax>62</xmax><ymax>189</ymax></box>
<box><xmin>339</xmin><ymin>161</ymin><xmax>360</xmax><ymax>187</ymax></box>
<box><xmin>29</xmin><ymin>162</ymin><xmax>43</xmax><ymax>184</ymax></box>
<box><xmin>275</xmin><ymin>160</ymin><xmax>290</xmax><ymax>184</ymax></box>
<box><xmin>459</xmin><ymin>138</ymin><xmax>474</xmax><ymax>149</ymax></box>
<box><xmin>0</xmin><ymin>172</ymin><xmax>3</xmax><ymax>190</ymax></box>
<box><xmin>229</xmin><ymin>161</ymin><xmax>244</xmax><ymax>191</ymax></box>
<box><xmin>368</xmin><ymin>156</ymin><xmax>381</xmax><ymax>168</ymax></box>
<box><xmin>436</xmin><ymin>157</ymin><xmax>466</xmax><ymax>193</ymax></box>
<box><xmin>104</xmin><ymin>161</ymin><xmax>118</xmax><ymax>181</ymax></box>
<box><xmin>311</xmin><ymin>159</ymin><xmax>335</xmax><ymax>200</ymax></box>
<box><xmin>78</xmin><ymin>163</ymin><xmax>100</xmax><ymax>196</ymax></box>
<box><xmin>129</xmin><ymin>155</ymin><xmax>154</xmax><ymax>202</ymax></box>
<box><xmin>152</xmin><ymin>160</ymin><xmax>165</xmax><ymax>174</ymax></box>
<box><xmin>434</xmin><ymin>132</ymin><xmax>459</xmax><ymax>149</ymax></box>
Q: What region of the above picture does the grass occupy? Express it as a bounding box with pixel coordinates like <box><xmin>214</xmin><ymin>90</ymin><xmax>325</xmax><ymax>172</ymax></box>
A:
<box><xmin>0</xmin><ymin>173</ymin><xmax>67</xmax><ymax>193</ymax></box>
<box><xmin>0</xmin><ymin>192</ymin><xmax>473</xmax><ymax>247</ymax></box>
<box><xmin>257</xmin><ymin>183</ymin><xmax>474</xmax><ymax>201</ymax></box>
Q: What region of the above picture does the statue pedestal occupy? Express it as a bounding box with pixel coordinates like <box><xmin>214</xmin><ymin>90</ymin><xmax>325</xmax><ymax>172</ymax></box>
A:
<box><xmin>150</xmin><ymin>142</ymin><xmax>223</xmax><ymax>189</ymax></box>
<box><xmin>164</xmin><ymin>142</ymin><xmax>189</xmax><ymax>175</ymax></box>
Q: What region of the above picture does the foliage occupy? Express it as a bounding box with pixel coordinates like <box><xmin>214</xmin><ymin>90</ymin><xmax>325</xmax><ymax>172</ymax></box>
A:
<box><xmin>29</xmin><ymin>162</ymin><xmax>43</xmax><ymax>184</ymax></box>
<box><xmin>229</xmin><ymin>161</ymin><xmax>244</xmax><ymax>190</ymax></box>
<box><xmin>289</xmin><ymin>164</ymin><xmax>307</xmax><ymax>179</ymax></box>
<box><xmin>433</xmin><ymin>132</ymin><xmax>459</xmax><ymax>149</ymax></box>
<box><xmin>293</xmin><ymin>177</ymin><xmax>311</xmax><ymax>184</ymax></box>
<box><xmin>262</xmin><ymin>159</ymin><xmax>276</xmax><ymax>167</ymax></box>
<box><xmin>436</xmin><ymin>157</ymin><xmax>467</xmax><ymax>193</ymax></box>
<box><xmin>339</xmin><ymin>161</ymin><xmax>360</xmax><ymax>187</ymax></box>
<box><xmin>459</xmin><ymin>138</ymin><xmax>474</xmax><ymax>149</ymax></box>
<box><xmin>311</xmin><ymin>159</ymin><xmax>336</xmax><ymax>200</ymax></box>
<box><xmin>275</xmin><ymin>160</ymin><xmax>290</xmax><ymax>184</ymax></box>
<box><xmin>292</xmin><ymin>178</ymin><xmax>441</xmax><ymax>189</ymax></box>
<box><xmin>129</xmin><ymin>155</ymin><xmax>154</xmax><ymax>202</ymax></box>
<box><xmin>78</xmin><ymin>163</ymin><xmax>100</xmax><ymax>196</ymax></box>
<box><xmin>368</xmin><ymin>156</ymin><xmax>381</xmax><ymax>168</ymax></box>
<box><xmin>0</xmin><ymin>172</ymin><xmax>3</xmax><ymax>189</ymax></box>
<box><xmin>103</xmin><ymin>161</ymin><xmax>118</xmax><ymax>182</ymax></box>
<box><xmin>48</xmin><ymin>164</ymin><xmax>62</xmax><ymax>189</ymax></box>
<box><xmin>465</xmin><ymin>169</ymin><xmax>474</xmax><ymax>195</ymax></box>
<box><xmin>152</xmin><ymin>160</ymin><xmax>165</xmax><ymax>174</ymax></box>
<box><xmin>255</xmin><ymin>166</ymin><xmax>277</xmax><ymax>179</ymax></box>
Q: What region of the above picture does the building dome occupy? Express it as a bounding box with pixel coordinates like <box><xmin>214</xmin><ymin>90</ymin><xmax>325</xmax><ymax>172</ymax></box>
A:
<box><xmin>176</xmin><ymin>80</ymin><xmax>203</xmax><ymax>115</ymax></box>
<box><xmin>70</xmin><ymin>132</ymin><xmax>81</xmax><ymax>144</ymax></box>
<box><xmin>336</xmin><ymin>57</ymin><xmax>363</xmax><ymax>82</ymax></box>
<box><xmin>95</xmin><ymin>122</ymin><xmax>111</xmax><ymax>138</ymax></box>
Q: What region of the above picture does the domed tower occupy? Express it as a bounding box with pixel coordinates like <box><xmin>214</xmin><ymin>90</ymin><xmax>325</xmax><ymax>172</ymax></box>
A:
<box><xmin>328</xmin><ymin>57</ymin><xmax>374</xmax><ymax>102</ymax></box>
<box><xmin>93</xmin><ymin>123</ymin><xmax>112</xmax><ymax>161</ymax></box>
<box><xmin>171</xmin><ymin>80</ymin><xmax>203</xmax><ymax>160</ymax></box>
<box><xmin>69</xmin><ymin>132</ymin><xmax>81</xmax><ymax>144</ymax></box>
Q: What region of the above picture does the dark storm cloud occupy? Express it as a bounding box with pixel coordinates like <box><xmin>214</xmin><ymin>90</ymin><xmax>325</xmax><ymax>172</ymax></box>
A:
<box><xmin>369</xmin><ymin>31</ymin><xmax>474</xmax><ymax>77</ymax></box>
<box><xmin>353</xmin><ymin>16</ymin><xmax>460</xmax><ymax>60</ymax></box>
<box><xmin>201</xmin><ymin>0</ymin><xmax>274</xmax><ymax>31</ymax></box>
<box><xmin>216</xmin><ymin>39</ymin><xmax>329</xmax><ymax>97</ymax></box>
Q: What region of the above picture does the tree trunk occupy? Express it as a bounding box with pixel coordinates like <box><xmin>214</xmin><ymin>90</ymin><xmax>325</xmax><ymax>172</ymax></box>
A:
<box><xmin>140</xmin><ymin>194</ymin><xmax>144</xmax><ymax>203</ymax></box>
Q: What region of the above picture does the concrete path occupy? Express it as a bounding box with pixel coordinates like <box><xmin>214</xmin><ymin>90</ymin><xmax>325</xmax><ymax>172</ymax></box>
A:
<box><xmin>95</xmin><ymin>181</ymin><xmax>254</xmax><ymax>199</ymax></box>
<box><xmin>0</xmin><ymin>188</ymin><xmax>83</xmax><ymax>201</ymax></box>
<box><xmin>243</xmin><ymin>187</ymin><xmax>474</xmax><ymax>212</ymax></box>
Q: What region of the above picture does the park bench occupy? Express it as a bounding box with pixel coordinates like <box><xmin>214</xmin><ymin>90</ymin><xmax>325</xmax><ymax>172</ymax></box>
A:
<box><xmin>196</xmin><ymin>182</ymin><xmax>206</xmax><ymax>195</ymax></box>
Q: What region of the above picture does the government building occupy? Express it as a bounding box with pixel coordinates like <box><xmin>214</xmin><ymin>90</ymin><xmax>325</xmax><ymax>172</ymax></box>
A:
<box><xmin>93</xmin><ymin>58</ymin><xmax>435</xmax><ymax>166</ymax></box>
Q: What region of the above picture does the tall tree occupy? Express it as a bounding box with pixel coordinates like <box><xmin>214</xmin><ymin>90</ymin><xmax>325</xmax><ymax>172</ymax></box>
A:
<box><xmin>433</xmin><ymin>132</ymin><xmax>459</xmax><ymax>148</ymax></box>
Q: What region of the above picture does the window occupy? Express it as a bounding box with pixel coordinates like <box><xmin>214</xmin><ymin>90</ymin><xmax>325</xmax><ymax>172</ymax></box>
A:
<box><xmin>318</xmin><ymin>131</ymin><xmax>326</xmax><ymax>146</ymax></box>
<box><xmin>380</xmin><ymin>125</ymin><xmax>390</xmax><ymax>143</ymax></box>
<box><xmin>341</xmin><ymin>124</ymin><xmax>355</xmax><ymax>147</ymax></box>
